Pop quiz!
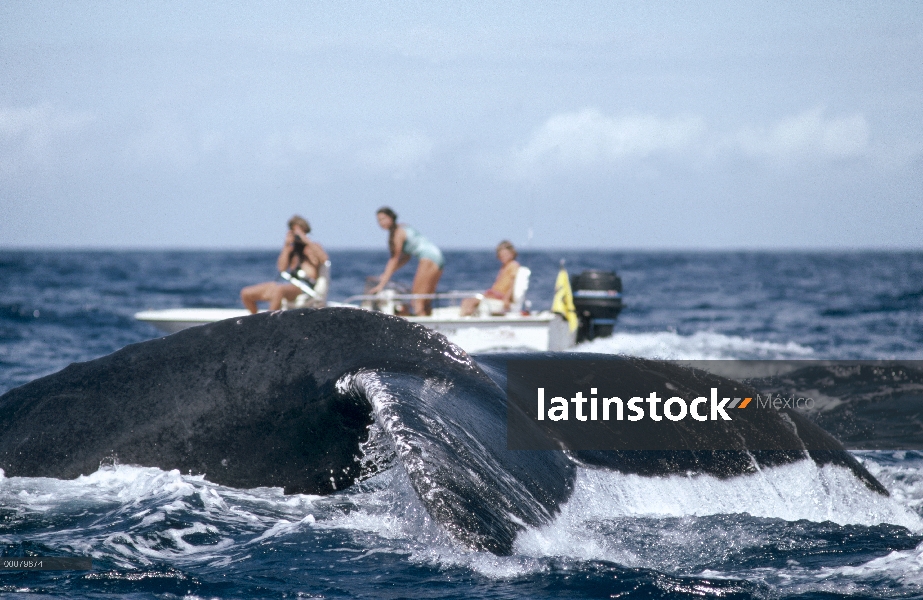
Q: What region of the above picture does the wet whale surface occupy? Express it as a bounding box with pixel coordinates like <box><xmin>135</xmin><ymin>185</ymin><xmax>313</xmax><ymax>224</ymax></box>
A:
<box><xmin>0</xmin><ymin>308</ymin><xmax>887</xmax><ymax>554</ymax></box>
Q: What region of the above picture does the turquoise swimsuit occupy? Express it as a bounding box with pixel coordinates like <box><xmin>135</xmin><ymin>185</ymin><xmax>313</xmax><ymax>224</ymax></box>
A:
<box><xmin>401</xmin><ymin>226</ymin><xmax>444</xmax><ymax>269</ymax></box>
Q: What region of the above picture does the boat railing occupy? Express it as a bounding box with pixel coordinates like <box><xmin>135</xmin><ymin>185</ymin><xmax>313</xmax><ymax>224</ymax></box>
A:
<box><xmin>343</xmin><ymin>291</ymin><xmax>483</xmax><ymax>304</ymax></box>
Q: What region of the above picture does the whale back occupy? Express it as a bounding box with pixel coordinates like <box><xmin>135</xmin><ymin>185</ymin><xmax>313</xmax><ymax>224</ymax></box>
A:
<box><xmin>0</xmin><ymin>308</ymin><xmax>574</xmax><ymax>554</ymax></box>
<box><xmin>0</xmin><ymin>308</ymin><xmax>889</xmax><ymax>554</ymax></box>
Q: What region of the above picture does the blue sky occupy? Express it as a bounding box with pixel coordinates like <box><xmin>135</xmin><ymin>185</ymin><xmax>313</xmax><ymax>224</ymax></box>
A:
<box><xmin>1</xmin><ymin>1</ymin><xmax>921</xmax><ymax>249</ymax></box>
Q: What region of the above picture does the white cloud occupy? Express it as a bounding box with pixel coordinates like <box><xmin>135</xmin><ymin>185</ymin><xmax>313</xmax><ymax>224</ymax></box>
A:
<box><xmin>511</xmin><ymin>108</ymin><xmax>705</xmax><ymax>175</ymax></box>
<box><xmin>124</xmin><ymin>120</ymin><xmax>198</xmax><ymax>168</ymax></box>
<box><xmin>248</xmin><ymin>129</ymin><xmax>436</xmax><ymax>180</ymax></box>
<box><xmin>0</xmin><ymin>103</ymin><xmax>94</xmax><ymax>175</ymax></box>
<box><xmin>508</xmin><ymin>107</ymin><xmax>885</xmax><ymax>178</ymax></box>
<box><xmin>122</xmin><ymin>117</ymin><xmax>237</xmax><ymax>170</ymax></box>
<box><xmin>356</xmin><ymin>132</ymin><xmax>433</xmax><ymax>179</ymax></box>
<box><xmin>734</xmin><ymin>108</ymin><xmax>870</xmax><ymax>161</ymax></box>
<box><xmin>0</xmin><ymin>103</ymin><xmax>92</xmax><ymax>140</ymax></box>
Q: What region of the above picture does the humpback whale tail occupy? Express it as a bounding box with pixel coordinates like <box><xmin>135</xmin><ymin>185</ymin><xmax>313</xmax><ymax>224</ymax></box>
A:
<box><xmin>0</xmin><ymin>308</ymin><xmax>902</xmax><ymax>555</ymax></box>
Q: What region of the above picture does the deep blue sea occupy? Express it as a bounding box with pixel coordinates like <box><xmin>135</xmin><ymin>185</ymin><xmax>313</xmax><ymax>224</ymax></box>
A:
<box><xmin>2</xmin><ymin>250</ymin><xmax>923</xmax><ymax>599</ymax></box>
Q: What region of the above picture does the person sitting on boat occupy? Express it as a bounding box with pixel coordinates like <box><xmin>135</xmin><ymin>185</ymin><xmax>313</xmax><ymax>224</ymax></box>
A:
<box><xmin>240</xmin><ymin>215</ymin><xmax>329</xmax><ymax>313</ymax></box>
<box><xmin>460</xmin><ymin>240</ymin><xmax>520</xmax><ymax>316</ymax></box>
<box><xmin>368</xmin><ymin>207</ymin><xmax>444</xmax><ymax>316</ymax></box>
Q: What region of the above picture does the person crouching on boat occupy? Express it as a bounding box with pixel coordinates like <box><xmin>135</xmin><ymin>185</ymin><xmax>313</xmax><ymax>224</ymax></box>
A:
<box><xmin>368</xmin><ymin>207</ymin><xmax>444</xmax><ymax>316</ymax></box>
<box><xmin>460</xmin><ymin>240</ymin><xmax>520</xmax><ymax>316</ymax></box>
<box><xmin>240</xmin><ymin>215</ymin><xmax>329</xmax><ymax>313</ymax></box>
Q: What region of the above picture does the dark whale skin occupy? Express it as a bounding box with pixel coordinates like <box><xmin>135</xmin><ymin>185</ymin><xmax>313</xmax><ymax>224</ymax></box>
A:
<box><xmin>479</xmin><ymin>354</ymin><xmax>888</xmax><ymax>496</ymax></box>
<box><xmin>0</xmin><ymin>308</ymin><xmax>889</xmax><ymax>554</ymax></box>
<box><xmin>0</xmin><ymin>308</ymin><xmax>455</xmax><ymax>493</ymax></box>
<box><xmin>0</xmin><ymin>308</ymin><xmax>575</xmax><ymax>553</ymax></box>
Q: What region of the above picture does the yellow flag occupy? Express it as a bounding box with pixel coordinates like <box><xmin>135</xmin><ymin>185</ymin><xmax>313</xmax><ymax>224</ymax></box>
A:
<box><xmin>552</xmin><ymin>268</ymin><xmax>578</xmax><ymax>332</ymax></box>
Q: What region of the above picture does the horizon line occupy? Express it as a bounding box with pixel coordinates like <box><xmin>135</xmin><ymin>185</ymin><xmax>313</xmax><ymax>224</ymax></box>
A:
<box><xmin>2</xmin><ymin>245</ymin><xmax>922</xmax><ymax>253</ymax></box>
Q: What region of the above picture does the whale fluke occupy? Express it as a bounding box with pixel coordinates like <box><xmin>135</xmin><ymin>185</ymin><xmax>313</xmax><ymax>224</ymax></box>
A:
<box><xmin>0</xmin><ymin>308</ymin><xmax>888</xmax><ymax>554</ymax></box>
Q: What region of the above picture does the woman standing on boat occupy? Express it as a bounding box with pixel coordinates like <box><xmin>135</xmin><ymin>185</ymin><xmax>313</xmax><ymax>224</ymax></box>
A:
<box><xmin>369</xmin><ymin>207</ymin><xmax>444</xmax><ymax>316</ymax></box>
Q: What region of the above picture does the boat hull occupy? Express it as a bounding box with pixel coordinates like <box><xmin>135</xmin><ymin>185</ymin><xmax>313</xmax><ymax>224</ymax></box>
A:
<box><xmin>405</xmin><ymin>313</ymin><xmax>573</xmax><ymax>352</ymax></box>
<box><xmin>134</xmin><ymin>308</ymin><xmax>251</xmax><ymax>334</ymax></box>
<box><xmin>136</xmin><ymin>307</ymin><xmax>574</xmax><ymax>352</ymax></box>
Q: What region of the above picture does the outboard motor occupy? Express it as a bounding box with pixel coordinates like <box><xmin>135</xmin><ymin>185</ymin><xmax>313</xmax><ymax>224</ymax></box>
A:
<box><xmin>571</xmin><ymin>270</ymin><xmax>623</xmax><ymax>342</ymax></box>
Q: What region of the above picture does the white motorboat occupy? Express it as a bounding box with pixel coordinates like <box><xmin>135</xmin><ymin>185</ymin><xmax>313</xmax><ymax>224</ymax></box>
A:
<box><xmin>135</xmin><ymin>265</ymin><xmax>622</xmax><ymax>353</ymax></box>
<box><xmin>137</xmin><ymin>265</ymin><xmax>574</xmax><ymax>352</ymax></box>
<box><xmin>135</xmin><ymin>304</ymin><xmax>572</xmax><ymax>353</ymax></box>
<box><xmin>347</xmin><ymin>277</ymin><xmax>576</xmax><ymax>352</ymax></box>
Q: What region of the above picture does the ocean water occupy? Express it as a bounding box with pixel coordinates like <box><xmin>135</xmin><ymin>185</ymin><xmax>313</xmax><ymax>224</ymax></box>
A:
<box><xmin>2</xmin><ymin>249</ymin><xmax>923</xmax><ymax>599</ymax></box>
